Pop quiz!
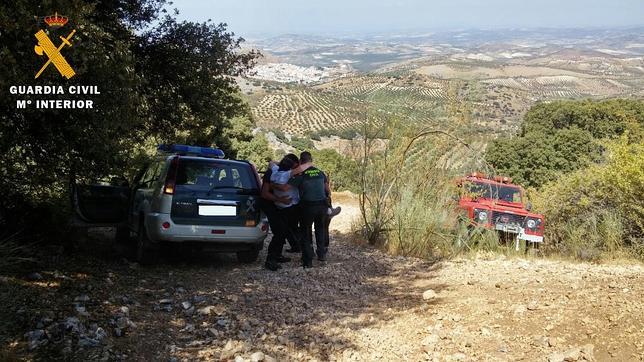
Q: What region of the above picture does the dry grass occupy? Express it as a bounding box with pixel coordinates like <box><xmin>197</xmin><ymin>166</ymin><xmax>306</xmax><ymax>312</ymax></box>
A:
<box><xmin>0</xmin><ymin>233</ymin><xmax>36</xmax><ymax>273</ymax></box>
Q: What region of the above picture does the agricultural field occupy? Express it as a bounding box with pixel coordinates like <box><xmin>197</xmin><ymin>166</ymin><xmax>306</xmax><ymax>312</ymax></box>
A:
<box><xmin>247</xmin><ymin>61</ymin><xmax>642</xmax><ymax>140</ymax></box>
<box><xmin>247</xmin><ymin>73</ymin><xmax>457</xmax><ymax>138</ymax></box>
<box><xmin>244</xmin><ymin>29</ymin><xmax>644</xmax><ymax>150</ymax></box>
<box><xmin>403</xmin><ymin>138</ymin><xmax>489</xmax><ymax>173</ymax></box>
<box><xmin>249</xmin><ymin>88</ymin><xmax>364</xmax><ymax>135</ymax></box>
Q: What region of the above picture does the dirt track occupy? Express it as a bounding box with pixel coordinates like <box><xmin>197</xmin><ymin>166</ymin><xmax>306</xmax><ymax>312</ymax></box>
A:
<box><xmin>1</xmin><ymin>195</ymin><xmax>643</xmax><ymax>361</ymax></box>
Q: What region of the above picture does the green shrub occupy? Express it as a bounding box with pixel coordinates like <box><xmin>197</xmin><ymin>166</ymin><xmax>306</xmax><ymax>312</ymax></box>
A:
<box><xmin>337</xmin><ymin>128</ymin><xmax>359</xmax><ymax>140</ymax></box>
<box><xmin>308</xmin><ymin>128</ymin><xmax>357</xmax><ymax>140</ymax></box>
<box><xmin>553</xmin><ymin>212</ymin><xmax>625</xmax><ymax>261</ymax></box>
<box><xmin>310</xmin><ymin>149</ymin><xmax>360</xmax><ymax>193</ymax></box>
<box><xmin>533</xmin><ymin>137</ymin><xmax>644</xmax><ymax>260</ymax></box>
<box><xmin>308</xmin><ymin>132</ymin><xmax>322</xmax><ymax>141</ymax></box>
<box><xmin>487</xmin><ymin>99</ymin><xmax>644</xmax><ymax>187</ymax></box>
<box><xmin>290</xmin><ymin>136</ymin><xmax>314</xmax><ymax>151</ymax></box>
<box><xmin>224</xmin><ymin>117</ymin><xmax>274</xmax><ymax>166</ymax></box>
<box><xmin>270</xmin><ymin>128</ymin><xmax>287</xmax><ymax>142</ymax></box>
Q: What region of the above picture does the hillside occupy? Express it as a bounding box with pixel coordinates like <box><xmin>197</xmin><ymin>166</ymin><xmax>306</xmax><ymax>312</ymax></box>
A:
<box><xmin>243</xmin><ymin>29</ymin><xmax>644</xmax><ymax>148</ymax></box>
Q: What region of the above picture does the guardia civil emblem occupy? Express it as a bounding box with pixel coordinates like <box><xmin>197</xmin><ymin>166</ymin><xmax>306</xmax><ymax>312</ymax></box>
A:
<box><xmin>34</xmin><ymin>12</ymin><xmax>76</xmax><ymax>79</ymax></box>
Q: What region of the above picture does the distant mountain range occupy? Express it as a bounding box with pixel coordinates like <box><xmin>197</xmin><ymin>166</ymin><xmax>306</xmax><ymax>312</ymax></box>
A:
<box><xmin>244</xmin><ymin>27</ymin><xmax>644</xmax><ymax>72</ymax></box>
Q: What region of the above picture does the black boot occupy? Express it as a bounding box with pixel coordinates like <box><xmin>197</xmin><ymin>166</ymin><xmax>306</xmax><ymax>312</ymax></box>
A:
<box><xmin>276</xmin><ymin>255</ymin><xmax>291</xmax><ymax>263</ymax></box>
<box><xmin>264</xmin><ymin>260</ymin><xmax>282</xmax><ymax>271</ymax></box>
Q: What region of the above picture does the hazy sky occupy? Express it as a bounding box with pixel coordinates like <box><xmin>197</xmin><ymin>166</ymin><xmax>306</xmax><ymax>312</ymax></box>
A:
<box><xmin>173</xmin><ymin>0</ymin><xmax>644</xmax><ymax>37</ymax></box>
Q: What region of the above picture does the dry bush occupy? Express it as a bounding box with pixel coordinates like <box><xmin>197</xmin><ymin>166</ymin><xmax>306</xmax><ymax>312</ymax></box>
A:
<box><xmin>0</xmin><ymin>232</ymin><xmax>35</xmax><ymax>272</ymax></box>
<box><xmin>356</xmin><ymin>114</ymin><xmax>495</xmax><ymax>258</ymax></box>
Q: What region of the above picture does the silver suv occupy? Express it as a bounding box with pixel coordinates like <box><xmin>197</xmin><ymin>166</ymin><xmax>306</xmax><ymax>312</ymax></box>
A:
<box><xmin>73</xmin><ymin>145</ymin><xmax>268</xmax><ymax>264</ymax></box>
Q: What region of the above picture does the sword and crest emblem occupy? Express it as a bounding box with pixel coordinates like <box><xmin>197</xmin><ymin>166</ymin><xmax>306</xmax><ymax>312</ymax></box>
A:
<box><xmin>34</xmin><ymin>12</ymin><xmax>76</xmax><ymax>79</ymax></box>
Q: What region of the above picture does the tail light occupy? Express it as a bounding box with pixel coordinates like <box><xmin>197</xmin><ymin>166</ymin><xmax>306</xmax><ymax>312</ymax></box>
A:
<box><xmin>163</xmin><ymin>156</ymin><xmax>179</xmax><ymax>194</ymax></box>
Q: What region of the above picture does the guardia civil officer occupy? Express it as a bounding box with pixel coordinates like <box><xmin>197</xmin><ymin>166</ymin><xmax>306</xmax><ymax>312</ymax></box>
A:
<box><xmin>290</xmin><ymin>151</ymin><xmax>330</xmax><ymax>268</ymax></box>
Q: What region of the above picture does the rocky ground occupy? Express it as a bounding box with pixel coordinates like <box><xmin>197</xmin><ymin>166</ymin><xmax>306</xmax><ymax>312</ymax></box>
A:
<box><xmin>1</xmin><ymin>196</ymin><xmax>643</xmax><ymax>361</ymax></box>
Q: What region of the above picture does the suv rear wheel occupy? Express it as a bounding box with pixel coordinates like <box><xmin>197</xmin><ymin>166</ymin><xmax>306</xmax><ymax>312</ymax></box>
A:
<box><xmin>236</xmin><ymin>248</ymin><xmax>260</xmax><ymax>263</ymax></box>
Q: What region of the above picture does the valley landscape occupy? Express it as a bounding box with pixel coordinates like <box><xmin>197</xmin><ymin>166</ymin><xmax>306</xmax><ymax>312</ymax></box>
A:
<box><xmin>241</xmin><ymin>28</ymin><xmax>644</xmax><ymax>145</ymax></box>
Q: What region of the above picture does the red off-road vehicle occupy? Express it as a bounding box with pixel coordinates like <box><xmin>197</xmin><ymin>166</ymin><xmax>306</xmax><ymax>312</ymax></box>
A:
<box><xmin>456</xmin><ymin>172</ymin><xmax>544</xmax><ymax>249</ymax></box>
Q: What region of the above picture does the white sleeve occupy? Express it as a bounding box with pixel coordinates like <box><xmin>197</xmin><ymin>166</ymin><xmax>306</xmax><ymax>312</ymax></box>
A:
<box><xmin>271</xmin><ymin>170</ymin><xmax>292</xmax><ymax>184</ymax></box>
<box><xmin>269</xmin><ymin>165</ymin><xmax>279</xmax><ymax>182</ymax></box>
<box><xmin>279</xmin><ymin>170</ymin><xmax>293</xmax><ymax>183</ymax></box>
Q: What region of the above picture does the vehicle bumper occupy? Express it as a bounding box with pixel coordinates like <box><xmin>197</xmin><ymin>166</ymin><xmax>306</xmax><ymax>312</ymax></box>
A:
<box><xmin>494</xmin><ymin>224</ymin><xmax>544</xmax><ymax>243</ymax></box>
<box><xmin>517</xmin><ymin>230</ymin><xmax>544</xmax><ymax>243</ymax></box>
<box><xmin>145</xmin><ymin>213</ymin><xmax>267</xmax><ymax>244</ymax></box>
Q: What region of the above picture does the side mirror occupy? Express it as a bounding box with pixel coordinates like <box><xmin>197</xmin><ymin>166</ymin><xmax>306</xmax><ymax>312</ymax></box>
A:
<box><xmin>526</xmin><ymin>201</ymin><xmax>532</xmax><ymax>211</ymax></box>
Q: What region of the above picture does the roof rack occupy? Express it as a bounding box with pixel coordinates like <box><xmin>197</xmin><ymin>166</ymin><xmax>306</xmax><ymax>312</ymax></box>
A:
<box><xmin>157</xmin><ymin>144</ymin><xmax>225</xmax><ymax>159</ymax></box>
<box><xmin>466</xmin><ymin>172</ymin><xmax>513</xmax><ymax>184</ymax></box>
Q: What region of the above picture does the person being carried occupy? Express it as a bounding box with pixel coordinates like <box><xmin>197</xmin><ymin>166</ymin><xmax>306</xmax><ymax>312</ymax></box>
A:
<box><xmin>259</xmin><ymin>163</ymin><xmax>292</xmax><ymax>271</ymax></box>
<box><xmin>269</xmin><ymin>155</ymin><xmax>312</xmax><ymax>252</ymax></box>
<box><xmin>269</xmin><ymin>157</ymin><xmax>312</xmax><ymax>209</ymax></box>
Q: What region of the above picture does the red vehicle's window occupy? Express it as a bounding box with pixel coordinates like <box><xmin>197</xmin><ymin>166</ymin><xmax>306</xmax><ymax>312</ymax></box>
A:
<box><xmin>465</xmin><ymin>181</ymin><xmax>522</xmax><ymax>203</ymax></box>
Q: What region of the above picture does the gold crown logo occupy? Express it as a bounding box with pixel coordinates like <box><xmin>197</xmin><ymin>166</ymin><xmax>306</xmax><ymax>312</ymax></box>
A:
<box><xmin>44</xmin><ymin>12</ymin><xmax>68</xmax><ymax>28</ymax></box>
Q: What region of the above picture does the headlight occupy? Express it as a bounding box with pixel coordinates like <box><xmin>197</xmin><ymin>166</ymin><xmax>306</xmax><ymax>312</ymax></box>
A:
<box><xmin>475</xmin><ymin>209</ymin><xmax>489</xmax><ymax>222</ymax></box>
<box><xmin>526</xmin><ymin>219</ymin><xmax>536</xmax><ymax>228</ymax></box>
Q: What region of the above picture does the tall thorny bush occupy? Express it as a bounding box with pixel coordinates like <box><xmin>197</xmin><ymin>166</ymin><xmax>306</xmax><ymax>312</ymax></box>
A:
<box><xmin>356</xmin><ymin>116</ymin><xmax>494</xmax><ymax>258</ymax></box>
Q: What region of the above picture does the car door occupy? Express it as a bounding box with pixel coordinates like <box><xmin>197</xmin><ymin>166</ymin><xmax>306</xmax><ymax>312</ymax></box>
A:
<box><xmin>72</xmin><ymin>177</ymin><xmax>130</xmax><ymax>224</ymax></box>
<box><xmin>129</xmin><ymin>160</ymin><xmax>165</xmax><ymax>229</ymax></box>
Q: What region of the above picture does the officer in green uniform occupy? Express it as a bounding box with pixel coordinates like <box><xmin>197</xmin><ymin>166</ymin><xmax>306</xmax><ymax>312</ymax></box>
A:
<box><xmin>289</xmin><ymin>151</ymin><xmax>330</xmax><ymax>268</ymax></box>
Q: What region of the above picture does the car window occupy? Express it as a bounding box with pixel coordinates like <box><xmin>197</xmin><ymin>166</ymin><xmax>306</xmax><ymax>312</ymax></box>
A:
<box><xmin>138</xmin><ymin>165</ymin><xmax>153</xmax><ymax>187</ymax></box>
<box><xmin>140</xmin><ymin>160</ymin><xmax>163</xmax><ymax>188</ymax></box>
<box><xmin>231</xmin><ymin>169</ymin><xmax>243</xmax><ymax>187</ymax></box>
<box><xmin>175</xmin><ymin>159</ymin><xmax>255</xmax><ymax>191</ymax></box>
<box><xmin>465</xmin><ymin>181</ymin><xmax>522</xmax><ymax>203</ymax></box>
<box><xmin>152</xmin><ymin>159</ymin><xmax>165</xmax><ymax>180</ymax></box>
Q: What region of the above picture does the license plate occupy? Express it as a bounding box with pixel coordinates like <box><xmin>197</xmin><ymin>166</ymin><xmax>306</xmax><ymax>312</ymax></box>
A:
<box><xmin>198</xmin><ymin>205</ymin><xmax>236</xmax><ymax>216</ymax></box>
<box><xmin>496</xmin><ymin>224</ymin><xmax>519</xmax><ymax>233</ymax></box>
<box><xmin>503</xmin><ymin>225</ymin><xmax>519</xmax><ymax>233</ymax></box>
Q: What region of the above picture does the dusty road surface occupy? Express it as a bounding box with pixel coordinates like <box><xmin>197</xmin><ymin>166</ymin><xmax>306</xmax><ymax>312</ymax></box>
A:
<box><xmin>1</xmin><ymin>194</ymin><xmax>643</xmax><ymax>361</ymax></box>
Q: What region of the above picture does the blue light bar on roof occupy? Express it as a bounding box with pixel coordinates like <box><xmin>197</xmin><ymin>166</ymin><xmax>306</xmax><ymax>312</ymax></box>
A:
<box><xmin>157</xmin><ymin>144</ymin><xmax>225</xmax><ymax>159</ymax></box>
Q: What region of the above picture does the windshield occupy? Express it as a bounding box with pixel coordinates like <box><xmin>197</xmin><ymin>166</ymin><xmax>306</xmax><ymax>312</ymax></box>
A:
<box><xmin>175</xmin><ymin>159</ymin><xmax>257</xmax><ymax>192</ymax></box>
<box><xmin>465</xmin><ymin>181</ymin><xmax>522</xmax><ymax>203</ymax></box>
